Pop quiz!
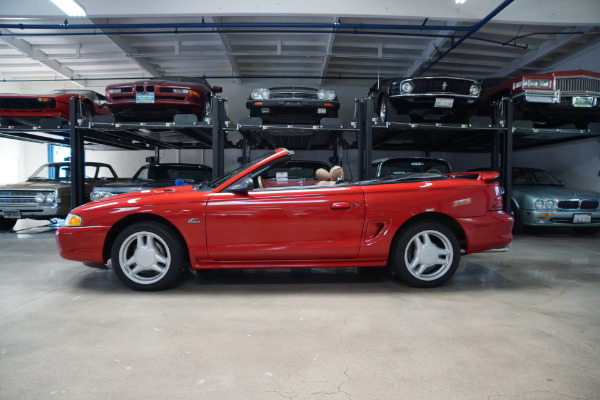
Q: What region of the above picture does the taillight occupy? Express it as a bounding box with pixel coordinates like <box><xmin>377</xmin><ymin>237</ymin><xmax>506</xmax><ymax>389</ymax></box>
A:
<box><xmin>491</xmin><ymin>184</ymin><xmax>504</xmax><ymax>210</ymax></box>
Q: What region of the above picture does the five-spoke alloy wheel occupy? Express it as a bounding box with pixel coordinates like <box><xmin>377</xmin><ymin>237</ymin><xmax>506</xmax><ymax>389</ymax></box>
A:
<box><xmin>391</xmin><ymin>221</ymin><xmax>460</xmax><ymax>288</ymax></box>
<box><xmin>111</xmin><ymin>221</ymin><xmax>186</xmax><ymax>291</ymax></box>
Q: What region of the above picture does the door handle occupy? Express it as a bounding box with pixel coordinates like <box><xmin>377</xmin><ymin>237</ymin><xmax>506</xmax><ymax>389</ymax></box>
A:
<box><xmin>330</xmin><ymin>201</ymin><xmax>352</xmax><ymax>210</ymax></box>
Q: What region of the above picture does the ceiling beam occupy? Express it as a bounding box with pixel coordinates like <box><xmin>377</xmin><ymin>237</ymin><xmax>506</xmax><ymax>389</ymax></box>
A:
<box><xmin>406</xmin><ymin>21</ymin><xmax>461</xmax><ymax>77</ymax></box>
<box><xmin>494</xmin><ymin>26</ymin><xmax>595</xmax><ymax>77</ymax></box>
<box><xmin>318</xmin><ymin>17</ymin><xmax>338</xmax><ymax>85</ymax></box>
<box><xmin>0</xmin><ymin>28</ymin><xmax>84</xmax><ymax>86</ymax></box>
<box><xmin>91</xmin><ymin>18</ymin><xmax>161</xmax><ymax>77</ymax></box>
<box><xmin>204</xmin><ymin>16</ymin><xmax>241</xmax><ymax>83</ymax></box>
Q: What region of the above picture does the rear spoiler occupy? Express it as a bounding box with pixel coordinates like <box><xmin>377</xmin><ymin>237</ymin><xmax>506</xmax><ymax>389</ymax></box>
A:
<box><xmin>447</xmin><ymin>171</ymin><xmax>500</xmax><ymax>183</ymax></box>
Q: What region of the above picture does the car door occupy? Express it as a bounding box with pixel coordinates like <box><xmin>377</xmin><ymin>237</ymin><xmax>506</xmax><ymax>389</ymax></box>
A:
<box><xmin>205</xmin><ymin>185</ymin><xmax>365</xmax><ymax>261</ymax></box>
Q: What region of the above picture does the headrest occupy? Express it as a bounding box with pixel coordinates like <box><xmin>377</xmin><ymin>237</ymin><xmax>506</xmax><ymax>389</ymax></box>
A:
<box><xmin>330</xmin><ymin>166</ymin><xmax>343</xmax><ymax>181</ymax></box>
<box><xmin>316</xmin><ymin>168</ymin><xmax>330</xmax><ymax>181</ymax></box>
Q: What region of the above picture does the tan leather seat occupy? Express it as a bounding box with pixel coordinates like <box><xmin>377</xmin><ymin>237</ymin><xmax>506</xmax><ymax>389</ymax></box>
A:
<box><xmin>315</xmin><ymin>166</ymin><xmax>344</xmax><ymax>186</ymax></box>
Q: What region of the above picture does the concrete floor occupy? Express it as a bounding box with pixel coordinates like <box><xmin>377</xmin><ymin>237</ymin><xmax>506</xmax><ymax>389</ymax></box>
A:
<box><xmin>0</xmin><ymin>220</ymin><xmax>599</xmax><ymax>400</ymax></box>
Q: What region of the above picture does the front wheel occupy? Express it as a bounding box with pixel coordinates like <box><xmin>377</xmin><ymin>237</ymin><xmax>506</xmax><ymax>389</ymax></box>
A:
<box><xmin>0</xmin><ymin>217</ymin><xmax>17</xmax><ymax>231</ymax></box>
<box><xmin>111</xmin><ymin>221</ymin><xmax>187</xmax><ymax>291</ymax></box>
<box><xmin>391</xmin><ymin>221</ymin><xmax>460</xmax><ymax>288</ymax></box>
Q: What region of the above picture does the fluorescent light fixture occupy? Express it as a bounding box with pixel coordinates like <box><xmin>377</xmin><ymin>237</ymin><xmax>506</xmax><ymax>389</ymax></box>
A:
<box><xmin>50</xmin><ymin>0</ymin><xmax>86</xmax><ymax>17</ymax></box>
<box><xmin>455</xmin><ymin>0</ymin><xmax>467</xmax><ymax>3</ymax></box>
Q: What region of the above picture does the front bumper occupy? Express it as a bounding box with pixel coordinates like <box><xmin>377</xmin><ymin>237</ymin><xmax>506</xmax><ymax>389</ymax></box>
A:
<box><xmin>519</xmin><ymin>209</ymin><xmax>600</xmax><ymax>227</ymax></box>
<box><xmin>247</xmin><ymin>99</ymin><xmax>339</xmax><ymax>123</ymax></box>
<box><xmin>55</xmin><ymin>225</ymin><xmax>111</xmax><ymax>264</ymax></box>
<box><xmin>1</xmin><ymin>204</ymin><xmax>63</xmax><ymax>219</ymax></box>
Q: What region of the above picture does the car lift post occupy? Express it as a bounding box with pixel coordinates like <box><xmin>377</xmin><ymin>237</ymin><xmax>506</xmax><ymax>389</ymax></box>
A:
<box><xmin>502</xmin><ymin>97</ymin><xmax>513</xmax><ymax>214</ymax></box>
<box><xmin>358</xmin><ymin>97</ymin><xmax>373</xmax><ymax>180</ymax></box>
<box><xmin>212</xmin><ymin>97</ymin><xmax>225</xmax><ymax>180</ymax></box>
<box><xmin>69</xmin><ymin>96</ymin><xmax>85</xmax><ymax>209</ymax></box>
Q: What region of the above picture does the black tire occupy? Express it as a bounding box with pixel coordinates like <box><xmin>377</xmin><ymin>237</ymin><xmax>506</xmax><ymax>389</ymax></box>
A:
<box><xmin>391</xmin><ymin>221</ymin><xmax>460</xmax><ymax>288</ymax></box>
<box><xmin>378</xmin><ymin>97</ymin><xmax>397</xmax><ymax>123</ymax></box>
<box><xmin>111</xmin><ymin>221</ymin><xmax>187</xmax><ymax>291</ymax></box>
<box><xmin>511</xmin><ymin>204</ymin><xmax>525</xmax><ymax>234</ymax></box>
<box><xmin>0</xmin><ymin>217</ymin><xmax>17</xmax><ymax>231</ymax></box>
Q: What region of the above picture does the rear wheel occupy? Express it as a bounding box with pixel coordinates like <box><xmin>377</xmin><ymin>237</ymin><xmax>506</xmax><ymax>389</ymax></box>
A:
<box><xmin>111</xmin><ymin>221</ymin><xmax>186</xmax><ymax>291</ymax></box>
<box><xmin>391</xmin><ymin>221</ymin><xmax>460</xmax><ymax>288</ymax></box>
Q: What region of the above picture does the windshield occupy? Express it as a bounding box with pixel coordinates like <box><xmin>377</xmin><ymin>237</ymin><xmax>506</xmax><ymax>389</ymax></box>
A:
<box><xmin>374</xmin><ymin>158</ymin><xmax>451</xmax><ymax>177</ymax></box>
<box><xmin>201</xmin><ymin>152</ymin><xmax>277</xmax><ymax>190</ymax></box>
<box><xmin>28</xmin><ymin>164</ymin><xmax>71</xmax><ymax>180</ymax></box>
<box><xmin>135</xmin><ymin>165</ymin><xmax>210</xmax><ymax>183</ymax></box>
<box><xmin>512</xmin><ymin>169</ymin><xmax>562</xmax><ymax>186</ymax></box>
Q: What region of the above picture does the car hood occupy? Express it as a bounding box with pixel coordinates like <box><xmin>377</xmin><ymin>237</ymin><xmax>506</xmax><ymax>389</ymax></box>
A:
<box><xmin>0</xmin><ymin>181</ymin><xmax>69</xmax><ymax>191</ymax></box>
<box><xmin>94</xmin><ymin>180</ymin><xmax>178</xmax><ymax>191</ymax></box>
<box><xmin>84</xmin><ymin>184</ymin><xmax>201</xmax><ymax>207</ymax></box>
<box><xmin>513</xmin><ymin>185</ymin><xmax>600</xmax><ymax>199</ymax></box>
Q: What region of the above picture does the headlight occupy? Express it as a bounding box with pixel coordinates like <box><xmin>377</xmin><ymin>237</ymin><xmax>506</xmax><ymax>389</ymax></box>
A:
<box><xmin>317</xmin><ymin>89</ymin><xmax>336</xmax><ymax>100</ymax></box>
<box><xmin>522</xmin><ymin>79</ymin><xmax>552</xmax><ymax>89</ymax></box>
<box><xmin>534</xmin><ymin>200</ymin><xmax>544</xmax><ymax>209</ymax></box>
<box><xmin>64</xmin><ymin>213</ymin><xmax>82</xmax><ymax>227</ymax></box>
<box><xmin>469</xmin><ymin>84</ymin><xmax>481</xmax><ymax>96</ymax></box>
<box><xmin>401</xmin><ymin>81</ymin><xmax>414</xmax><ymax>93</ymax></box>
<box><xmin>35</xmin><ymin>193</ymin><xmax>45</xmax><ymax>203</ymax></box>
<box><xmin>107</xmin><ymin>88</ymin><xmax>123</xmax><ymax>94</ymax></box>
<box><xmin>544</xmin><ymin>200</ymin><xmax>555</xmax><ymax>209</ymax></box>
<box><xmin>45</xmin><ymin>193</ymin><xmax>56</xmax><ymax>203</ymax></box>
<box><xmin>250</xmin><ymin>88</ymin><xmax>270</xmax><ymax>100</ymax></box>
<box><xmin>90</xmin><ymin>191</ymin><xmax>113</xmax><ymax>201</ymax></box>
<box><xmin>171</xmin><ymin>88</ymin><xmax>190</xmax><ymax>94</ymax></box>
<box><xmin>534</xmin><ymin>199</ymin><xmax>555</xmax><ymax>209</ymax></box>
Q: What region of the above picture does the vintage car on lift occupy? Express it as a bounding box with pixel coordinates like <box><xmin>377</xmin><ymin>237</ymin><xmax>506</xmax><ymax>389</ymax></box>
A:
<box><xmin>105</xmin><ymin>76</ymin><xmax>223</xmax><ymax>121</ymax></box>
<box><xmin>483</xmin><ymin>69</ymin><xmax>600</xmax><ymax>129</ymax></box>
<box><xmin>56</xmin><ymin>148</ymin><xmax>513</xmax><ymax>291</ymax></box>
<box><xmin>0</xmin><ymin>89</ymin><xmax>109</xmax><ymax>126</ymax></box>
<box><xmin>91</xmin><ymin>163</ymin><xmax>213</xmax><ymax>200</ymax></box>
<box><xmin>372</xmin><ymin>157</ymin><xmax>452</xmax><ymax>178</ymax></box>
<box><xmin>368</xmin><ymin>77</ymin><xmax>482</xmax><ymax>124</ymax></box>
<box><xmin>246</xmin><ymin>87</ymin><xmax>340</xmax><ymax>125</ymax></box>
<box><xmin>0</xmin><ymin>162</ymin><xmax>119</xmax><ymax>231</ymax></box>
<box><xmin>510</xmin><ymin>167</ymin><xmax>600</xmax><ymax>234</ymax></box>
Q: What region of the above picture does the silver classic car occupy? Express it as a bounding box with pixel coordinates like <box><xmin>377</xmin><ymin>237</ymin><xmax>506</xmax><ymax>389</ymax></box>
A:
<box><xmin>511</xmin><ymin>167</ymin><xmax>600</xmax><ymax>234</ymax></box>
<box><xmin>0</xmin><ymin>162</ymin><xmax>118</xmax><ymax>230</ymax></box>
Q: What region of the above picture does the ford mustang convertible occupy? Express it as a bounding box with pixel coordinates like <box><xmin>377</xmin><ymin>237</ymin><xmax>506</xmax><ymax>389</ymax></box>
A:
<box><xmin>56</xmin><ymin>148</ymin><xmax>513</xmax><ymax>291</ymax></box>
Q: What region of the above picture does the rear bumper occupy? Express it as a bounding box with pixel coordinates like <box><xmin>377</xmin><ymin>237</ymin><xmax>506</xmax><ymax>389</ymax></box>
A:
<box><xmin>55</xmin><ymin>226</ymin><xmax>110</xmax><ymax>264</ymax></box>
<box><xmin>458</xmin><ymin>211</ymin><xmax>514</xmax><ymax>254</ymax></box>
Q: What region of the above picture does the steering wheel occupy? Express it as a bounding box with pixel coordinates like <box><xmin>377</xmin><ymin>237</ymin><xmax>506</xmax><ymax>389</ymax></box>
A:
<box><xmin>257</xmin><ymin>176</ymin><xmax>264</xmax><ymax>189</ymax></box>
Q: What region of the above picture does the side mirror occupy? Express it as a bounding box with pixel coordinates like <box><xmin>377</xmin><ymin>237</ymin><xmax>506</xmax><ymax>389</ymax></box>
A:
<box><xmin>212</xmin><ymin>86</ymin><xmax>223</xmax><ymax>94</ymax></box>
<box><xmin>227</xmin><ymin>177</ymin><xmax>254</xmax><ymax>194</ymax></box>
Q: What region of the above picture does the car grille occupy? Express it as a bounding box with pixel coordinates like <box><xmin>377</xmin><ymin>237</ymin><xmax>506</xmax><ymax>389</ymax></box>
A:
<box><xmin>136</xmin><ymin>85</ymin><xmax>155</xmax><ymax>93</ymax></box>
<box><xmin>0</xmin><ymin>190</ymin><xmax>47</xmax><ymax>205</ymax></box>
<box><xmin>556</xmin><ymin>77</ymin><xmax>600</xmax><ymax>93</ymax></box>
<box><xmin>558</xmin><ymin>200</ymin><xmax>599</xmax><ymax>210</ymax></box>
<box><xmin>410</xmin><ymin>78</ymin><xmax>475</xmax><ymax>95</ymax></box>
<box><xmin>270</xmin><ymin>92</ymin><xmax>318</xmax><ymax>100</ymax></box>
<box><xmin>0</xmin><ymin>98</ymin><xmax>56</xmax><ymax>109</ymax></box>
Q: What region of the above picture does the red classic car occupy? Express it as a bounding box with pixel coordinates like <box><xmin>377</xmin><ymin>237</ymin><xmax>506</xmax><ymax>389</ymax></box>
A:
<box><xmin>56</xmin><ymin>148</ymin><xmax>513</xmax><ymax>291</ymax></box>
<box><xmin>483</xmin><ymin>69</ymin><xmax>600</xmax><ymax>129</ymax></box>
<box><xmin>0</xmin><ymin>89</ymin><xmax>109</xmax><ymax>126</ymax></box>
<box><xmin>105</xmin><ymin>76</ymin><xmax>223</xmax><ymax>121</ymax></box>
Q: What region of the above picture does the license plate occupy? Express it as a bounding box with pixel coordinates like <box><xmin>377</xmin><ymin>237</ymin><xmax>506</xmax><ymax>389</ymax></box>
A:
<box><xmin>136</xmin><ymin>93</ymin><xmax>155</xmax><ymax>103</ymax></box>
<box><xmin>572</xmin><ymin>97</ymin><xmax>594</xmax><ymax>107</ymax></box>
<box><xmin>573</xmin><ymin>213</ymin><xmax>592</xmax><ymax>224</ymax></box>
<box><xmin>434</xmin><ymin>98</ymin><xmax>454</xmax><ymax>108</ymax></box>
<box><xmin>3</xmin><ymin>210</ymin><xmax>21</xmax><ymax>219</ymax></box>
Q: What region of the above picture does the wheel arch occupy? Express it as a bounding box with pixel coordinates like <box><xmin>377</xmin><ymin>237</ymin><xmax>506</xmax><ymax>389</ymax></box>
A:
<box><xmin>390</xmin><ymin>212</ymin><xmax>467</xmax><ymax>254</ymax></box>
<box><xmin>102</xmin><ymin>213</ymin><xmax>189</xmax><ymax>262</ymax></box>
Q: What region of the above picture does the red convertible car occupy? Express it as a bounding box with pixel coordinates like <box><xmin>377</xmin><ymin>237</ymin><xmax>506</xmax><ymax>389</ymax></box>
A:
<box><xmin>105</xmin><ymin>76</ymin><xmax>223</xmax><ymax>121</ymax></box>
<box><xmin>0</xmin><ymin>89</ymin><xmax>109</xmax><ymax>126</ymax></box>
<box><xmin>56</xmin><ymin>148</ymin><xmax>513</xmax><ymax>291</ymax></box>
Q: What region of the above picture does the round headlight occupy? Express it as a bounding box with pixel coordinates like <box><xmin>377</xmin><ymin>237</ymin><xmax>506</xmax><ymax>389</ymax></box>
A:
<box><xmin>534</xmin><ymin>200</ymin><xmax>544</xmax><ymax>209</ymax></box>
<box><xmin>317</xmin><ymin>89</ymin><xmax>336</xmax><ymax>100</ymax></box>
<box><xmin>544</xmin><ymin>200</ymin><xmax>555</xmax><ymax>209</ymax></box>
<box><xmin>250</xmin><ymin>88</ymin><xmax>270</xmax><ymax>100</ymax></box>
<box><xmin>469</xmin><ymin>84</ymin><xmax>481</xmax><ymax>96</ymax></box>
<box><xmin>45</xmin><ymin>193</ymin><xmax>56</xmax><ymax>203</ymax></box>
<box><xmin>401</xmin><ymin>81</ymin><xmax>414</xmax><ymax>93</ymax></box>
<box><xmin>35</xmin><ymin>193</ymin><xmax>45</xmax><ymax>203</ymax></box>
<box><xmin>90</xmin><ymin>192</ymin><xmax>102</xmax><ymax>201</ymax></box>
